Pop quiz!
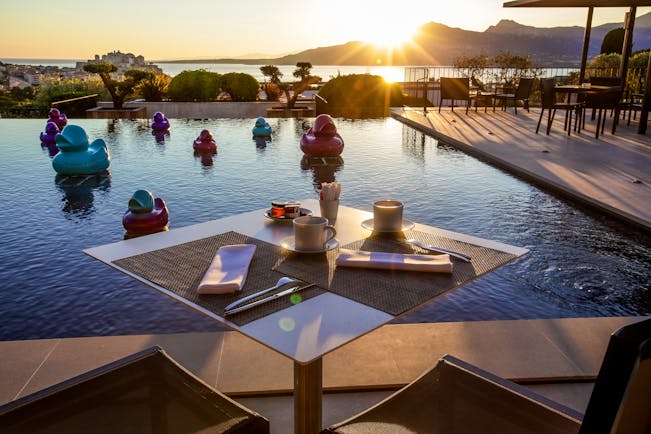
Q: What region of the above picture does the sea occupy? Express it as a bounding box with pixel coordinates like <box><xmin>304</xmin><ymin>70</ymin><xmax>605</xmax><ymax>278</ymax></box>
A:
<box><xmin>1</xmin><ymin>58</ymin><xmax>408</xmax><ymax>82</ymax></box>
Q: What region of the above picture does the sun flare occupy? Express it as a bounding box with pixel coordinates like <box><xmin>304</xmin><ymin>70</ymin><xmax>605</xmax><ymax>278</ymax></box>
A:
<box><xmin>362</xmin><ymin>24</ymin><xmax>416</xmax><ymax>49</ymax></box>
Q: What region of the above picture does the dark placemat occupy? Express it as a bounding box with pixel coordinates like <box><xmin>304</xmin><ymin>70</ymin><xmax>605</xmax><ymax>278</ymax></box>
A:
<box><xmin>113</xmin><ymin>231</ymin><xmax>325</xmax><ymax>326</ymax></box>
<box><xmin>273</xmin><ymin>229</ymin><xmax>519</xmax><ymax>316</ymax></box>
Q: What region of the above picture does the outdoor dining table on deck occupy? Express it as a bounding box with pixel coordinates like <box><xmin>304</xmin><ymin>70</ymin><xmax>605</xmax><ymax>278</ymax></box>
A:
<box><xmin>84</xmin><ymin>198</ymin><xmax>528</xmax><ymax>434</ymax></box>
<box><xmin>554</xmin><ymin>84</ymin><xmax>615</xmax><ymax>102</ymax></box>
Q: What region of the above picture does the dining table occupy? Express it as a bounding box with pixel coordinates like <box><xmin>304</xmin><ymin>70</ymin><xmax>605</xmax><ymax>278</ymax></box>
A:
<box><xmin>84</xmin><ymin>198</ymin><xmax>528</xmax><ymax>434</ymax></box>
<box><xmin>554</xmin><ymin>84</ymin><xmax>616</xmax><ymax>102</ymax></box>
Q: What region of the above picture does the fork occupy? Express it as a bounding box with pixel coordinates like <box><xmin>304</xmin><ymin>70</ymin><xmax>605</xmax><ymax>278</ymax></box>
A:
<box><xmin>406</xmin><ymin>239</ymin><xmax>472</xmax><ymax>262</ymax></box>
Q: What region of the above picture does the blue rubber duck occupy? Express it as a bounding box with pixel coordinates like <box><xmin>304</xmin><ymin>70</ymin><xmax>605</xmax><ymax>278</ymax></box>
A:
<box><xmin>252</xmin><ymin>117</ymin><xmax>272</xmax><ymax>137</ymax></box>
<box><xmin>52</xmin><ymin>125</ymin><xmax>110</xmax><ymax>175</ymax></box>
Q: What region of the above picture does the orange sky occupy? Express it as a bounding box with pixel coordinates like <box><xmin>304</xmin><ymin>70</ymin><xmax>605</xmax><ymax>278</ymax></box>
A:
<box><xmin>1</xmin><ymin>0</ymin><xmax>648</xmax><ymax>60</ymax></box>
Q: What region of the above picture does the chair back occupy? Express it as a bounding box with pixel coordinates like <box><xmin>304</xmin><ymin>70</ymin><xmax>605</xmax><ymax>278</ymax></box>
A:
<box><xmin>0</xmin><ymin>346</ymin><xmax>270</xmax><ymax>434</ymax></box>
<box><xmin>515</xmin><ymin>78</ymin><xmax>535</xmax><ymax>99</ymax></box>
<box><xmin>540</xmin><ymin>78</ymin><xmax>557</xmax><ymax>109</ymax></box>
<box><xmin>584</xmin><ymin>87</ymin><xmax>622</xmax><ymax>110</ymax></box>
<box><xmin>579</xmin><ymin>317</ymin><xmax>651</xmax><ymax>434</ymax></box>
<box><xmin>440</xmin><ymin>77</ymin><xmax>470</xmax><ymax>101</ymax></box>
<box><xmin>471</xmin><ymin>77</ymin><xmax>486</xmax><ymax>92</ymax></box>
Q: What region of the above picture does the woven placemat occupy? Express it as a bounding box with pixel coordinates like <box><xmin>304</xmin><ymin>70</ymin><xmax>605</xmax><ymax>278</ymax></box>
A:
<box><xmin>273</xmin><ymin>229</ymin><xmax>519</xmax><ymax>316</ymax></box>
<box><xmin>113</xmin><ymin>231</ymin><xmax>325</xmax><ymax>326</ymax></box>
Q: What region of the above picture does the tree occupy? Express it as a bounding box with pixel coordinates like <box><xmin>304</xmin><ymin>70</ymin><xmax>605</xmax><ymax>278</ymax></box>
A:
<box><xmin>453</xmin><ymin>54</ymin><xmax>490</xmax><ymax>83</ymax></box>
<box><xmin>260</xmin><ymin>63</ymin><xmax>321</xmax><ymax>109</ymax></box>
<box><xmin>490</xmin><ymin>51</ymin><xmax>541</xmax><ymax>90</ymax></box>
<box><xmin>601</xmin><ymin>28</ymin><xmax>625</xmax><ymax>55</ymax></box>
<box><xmin>83</xmin><ymin>62</ymin><xmax>153</xmax><ymax>108</ymax></box>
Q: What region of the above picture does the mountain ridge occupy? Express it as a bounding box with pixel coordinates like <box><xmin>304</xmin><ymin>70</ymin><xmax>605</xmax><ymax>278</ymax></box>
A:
<box><xmin>159</xmin><ymin>13</ymin><xmax>651</xmax><ymax>67</ymax></box>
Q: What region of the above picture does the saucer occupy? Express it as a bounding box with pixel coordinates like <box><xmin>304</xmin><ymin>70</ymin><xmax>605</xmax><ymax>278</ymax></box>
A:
<box><xmin>361</xmin><ymin>218</ymin><xmax>415</xmax><ymax>232</ymax></box>
<box><xmin>264</xmin><ymin>208</ymin><xmax>312</xmax><ymax>221</ymax></box>
<box><xmin>280</xmin><ymin>236</ymin><xmax>339</xmax><ymax>253</ymax></box>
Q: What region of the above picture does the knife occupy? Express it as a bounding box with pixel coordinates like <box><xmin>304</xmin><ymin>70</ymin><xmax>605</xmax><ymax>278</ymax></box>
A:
<box><xmin>224</xmin><ymin>277</ymin><xmax>297</xmax><ymax>312</ymax></box>
<box><xmin>223</xmin><ymin>283</ymin><xmax>316</xmax><ymax>316</ymax></box>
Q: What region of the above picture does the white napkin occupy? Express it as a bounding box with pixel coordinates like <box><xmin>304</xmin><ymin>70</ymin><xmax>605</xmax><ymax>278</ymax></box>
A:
<box><xmin>197</xmin><ymin>244</ymin><xmax>256</xmax><ymax>294</ymax></box>
<box><xmin>335</xmin><ymin>249</ymin><xmax>453</xmax><ymax>273</ymax></box>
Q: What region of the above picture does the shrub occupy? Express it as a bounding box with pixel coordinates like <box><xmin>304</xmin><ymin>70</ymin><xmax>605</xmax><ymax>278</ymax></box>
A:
<box><xmin>316</xmin><ymin>74</ymin><xmax>403</xmax><ymax>118</ymax></box>
<box><xmin>167</xmin><ymin>70</ymin><xmax>221</xmax><ymax>102</ymax></box>
<box><xmin>138</xmin><ymin>72</ymin><xmax>171</xmax><ymax>102</ymax></box>
<box><xmin>34</xmin><ymin>77</ymin><xmax>108</xmax><ymax>107</ymax></box>
<box><xmin>220</xmin><ymin>72</ymin><xmax>259</xmax><ymax>102</ymax></box>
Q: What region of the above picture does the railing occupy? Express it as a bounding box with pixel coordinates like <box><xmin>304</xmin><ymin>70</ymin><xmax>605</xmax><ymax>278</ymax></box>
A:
<box><xmin>403</xmin><ymin>66</ymin><xmax>648</xmax><ymax>105</ymax></box>
<box><xmin>52</xmin><ymin>94</ymin><xmax>99</xmax><ymax>117</ymax></box>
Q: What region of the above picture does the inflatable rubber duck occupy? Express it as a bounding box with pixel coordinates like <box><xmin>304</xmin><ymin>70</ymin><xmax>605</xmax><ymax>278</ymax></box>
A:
<box><xmin>151</xmin><ymin>111</ymin><xmax>170</xmax><ymax>132</ymax></box>
<box><xmin>300</xmin><ymin>114</ymin><xmax>344</xmax><ymax>157</ymax></box>
<box><xmin>122</xmin><ymin>189</ymin><xmax>169</xmax><ymax>235</ymax></box>
<box><xmin>47</xmin><ymin>108</ymin><xmax>67</xmax><ymax>129</ymax></box>
<box><xmin>40</xmin><ymin>121</ymin><xmax>60</xmax><ymax>145</ymax></box>
<box><xmin>52</xmin><ymin>125</ymin><xmax>110</xmax><ymax>175</ymax></box>
<box><xmin>252</xmin><ymin>117</ymin><xmax>272</xmax><ymax>137</ymax></box>
<box><xmin>193</xmin><ymin>129</ymin><xmax>217</xmax><ymax>152</ymax></box>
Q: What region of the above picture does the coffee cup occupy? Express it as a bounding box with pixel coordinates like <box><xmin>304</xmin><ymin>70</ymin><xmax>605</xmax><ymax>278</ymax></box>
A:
<box><xmin>373</xmin><ymin>200</ymin><xmax>404</xmax><ymax>232</ymax></box>
<box><xmin>293</xmin><ymin>216</ymin><xmax>337</xmax><ymax>252</ymax></box>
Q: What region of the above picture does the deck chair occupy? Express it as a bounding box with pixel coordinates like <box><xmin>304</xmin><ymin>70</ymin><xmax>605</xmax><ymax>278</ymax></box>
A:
<box><xmin>0</xmin><ymin>346</ymin><xmax>270</xmax><ymax>434</ymax></box>
<box><xmin>537</xmin><ymin>78</ymin><xmax>583</xmax><ymax>136</ymax></box>
<box><xmin>493</xmin><ymin>77</ymin><xmax>534</xmax><ymax>114</ymax></box>
<box><xmin>439</xmin><ymin>77</ymin><xmax>472</xmax><ymax>114</ymax></box>
<box><xmin>322</xmin><ymin>317</ymin><xmax>650</xmax><ymax>434</ymax></box>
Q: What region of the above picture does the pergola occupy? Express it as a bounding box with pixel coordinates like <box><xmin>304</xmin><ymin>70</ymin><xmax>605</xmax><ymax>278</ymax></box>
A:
<box><xmin>504</xmin><ymin>0</ymin><xmax>651</xmax><ymax>133</ymax></box>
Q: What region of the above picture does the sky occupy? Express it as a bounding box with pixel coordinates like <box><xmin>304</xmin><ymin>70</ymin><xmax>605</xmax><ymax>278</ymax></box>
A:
<box><xmin>2</xmin><ymin>0</ymin><xmax>650</xmax><ymax>60</ymax></box>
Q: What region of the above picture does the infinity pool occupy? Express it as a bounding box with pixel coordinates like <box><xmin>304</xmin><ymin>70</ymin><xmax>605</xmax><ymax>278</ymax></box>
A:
<box><xmin>0</xmin><ymin>118</ymin><xmax>649</xmax><ymax>341</ymax></box>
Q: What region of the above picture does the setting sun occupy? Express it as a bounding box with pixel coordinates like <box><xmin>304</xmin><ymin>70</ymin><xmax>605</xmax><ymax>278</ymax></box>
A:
<box><xmin>363</xmin><ymin>25</ymin><xmax>416</xmax><ymax>49</ymax></box>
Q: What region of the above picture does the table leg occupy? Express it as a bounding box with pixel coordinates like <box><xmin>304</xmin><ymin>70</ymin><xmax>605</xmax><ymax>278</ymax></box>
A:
<box><xmin>294</xmin><ymin>358</ymin><xmax>322</xmax><ymax>434</ymax></box>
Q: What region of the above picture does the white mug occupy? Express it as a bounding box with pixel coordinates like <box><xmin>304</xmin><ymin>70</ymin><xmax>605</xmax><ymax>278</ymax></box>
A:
<box><xmin>294</xmin><ymin>216</ymin><xmax>336</xmax><ymax>251</ymax></box>
<box><xmin>373</xmin><ymin>200</ymin><xmax>404</xmax><ymax>232</ymax></box>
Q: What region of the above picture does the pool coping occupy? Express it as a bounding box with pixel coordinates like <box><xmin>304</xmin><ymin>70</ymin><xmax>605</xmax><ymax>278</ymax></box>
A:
<box><xmin>391</xmin><ymin>107</ymin><xmax>651</xmax><ymax>233</ymax></box>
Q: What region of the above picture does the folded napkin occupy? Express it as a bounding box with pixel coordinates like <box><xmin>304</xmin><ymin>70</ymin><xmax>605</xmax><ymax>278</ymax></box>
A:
<box><xmin>335</xmin><ymin>249</ymin><xmax>453</xmax><ymax>273</ymax></box>
<box><xmin>197</xmin><ymin>244</ymin><xmax>256</xmax><ymax>294</ymax></box>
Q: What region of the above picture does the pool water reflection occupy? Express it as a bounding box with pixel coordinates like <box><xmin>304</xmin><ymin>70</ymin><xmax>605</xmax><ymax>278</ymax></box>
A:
<box><xmin>0</xmin><ymin>118</ymin><xmax>648</xmax><ymax>340</ymax></box>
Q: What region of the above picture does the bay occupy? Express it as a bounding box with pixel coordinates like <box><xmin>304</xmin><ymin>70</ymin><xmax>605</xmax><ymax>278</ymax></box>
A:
<box><xmin>1</xmin><ymin>58</ymin><xmax>407</xmax><ymax>82</ymax></box>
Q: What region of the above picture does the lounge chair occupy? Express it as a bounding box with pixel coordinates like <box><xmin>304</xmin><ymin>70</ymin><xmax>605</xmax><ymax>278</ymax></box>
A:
<box><xmin>321</xmin><ymin>317</ymin><xmax>650</xmax><ymax>434</ymax></box>
<box><xmin>493</xmin><ymin>77</ymin><xmax>534</xmax><ymax>114</ymax></box>
<box><xmin>0</xmin><ymin>346</ymin><xmax>270</xmax><ymax>434</ymax></box>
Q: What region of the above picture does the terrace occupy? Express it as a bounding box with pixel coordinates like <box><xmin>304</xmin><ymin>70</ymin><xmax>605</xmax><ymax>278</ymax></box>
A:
<box><xmin>1</xmin><ymin>100</ymin><xmax>649</xmax><ymax>433</ymax></box>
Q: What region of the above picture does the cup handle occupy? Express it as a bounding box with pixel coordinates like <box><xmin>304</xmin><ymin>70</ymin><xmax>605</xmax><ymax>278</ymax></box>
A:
<box><xmin>324</xmin><ymin>225</ymin><xmax>337</xmax><ymax>243</ymax></box>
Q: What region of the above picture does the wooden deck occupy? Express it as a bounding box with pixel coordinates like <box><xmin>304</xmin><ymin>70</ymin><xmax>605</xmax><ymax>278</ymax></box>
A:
<box><xmin>392</xmin><ymin>106</ymin><xmax>651</xmax><ymax>231</ymax></box>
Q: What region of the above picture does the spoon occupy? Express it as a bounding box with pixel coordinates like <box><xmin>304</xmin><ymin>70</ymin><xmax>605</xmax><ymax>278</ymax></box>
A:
<box><xmin>406</xmin><ymin>239</ymin><xmax>472</xmax><ymax>262</ymax></box>
<box><xmin>224</xmin><ymin>277</ymin><xmax>298</xmax><ymax>312</ymax></box>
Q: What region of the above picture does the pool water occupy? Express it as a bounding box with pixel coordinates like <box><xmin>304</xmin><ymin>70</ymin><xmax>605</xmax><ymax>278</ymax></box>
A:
<box><xmin>0</xmin><ymin>118</ymin><xmax>649</xmax><ymax>341</ymax></box>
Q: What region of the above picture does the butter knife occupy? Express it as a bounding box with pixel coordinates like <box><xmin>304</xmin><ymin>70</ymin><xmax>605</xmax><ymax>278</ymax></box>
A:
<box><xmin>223</xmin><ymin>283</ymin><xmax>316</xmax><ymax>316</ymax></box>
<box><xmin>224</xmin><ymin>277</ymin><xmax>297</xmax><ymax>312</ymax></box>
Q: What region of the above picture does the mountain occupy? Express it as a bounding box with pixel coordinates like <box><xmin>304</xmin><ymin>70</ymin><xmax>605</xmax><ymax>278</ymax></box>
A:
<box><xmin>170</xmin><ymin>12</ymin><xmax>651</xmax><ymax>67</ymax></box>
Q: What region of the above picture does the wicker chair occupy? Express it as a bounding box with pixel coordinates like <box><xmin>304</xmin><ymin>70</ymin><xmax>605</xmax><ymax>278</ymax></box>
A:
<box><xmin>0</xmin><ymin>346</ymin><xmax>270</xmax><ymax>434</ymax></box>
<box><xmin>493</xmin><ymin>77</ymin><xmax>534</xmax><ymax>114</ymax></box>
<box><xmin>537</xmin><ymin>78</ymin><xmax>583</xmax><ymax>136</ymax></box>
<box><xmin>439</xmin><ymin>77</ymin><xmax>473</xmax><ymax>114</ymax></box>
<box><xmin>322</xmin><ymin>318</ymin><xmax>650</xmax><ymax>434</ymax></box>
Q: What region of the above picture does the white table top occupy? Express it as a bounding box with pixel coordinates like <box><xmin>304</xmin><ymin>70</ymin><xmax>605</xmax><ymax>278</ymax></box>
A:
<box><xmin>84</xmin><ymin>199</ymin><xmax>527</xmax><ymax>364</ymax></box>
